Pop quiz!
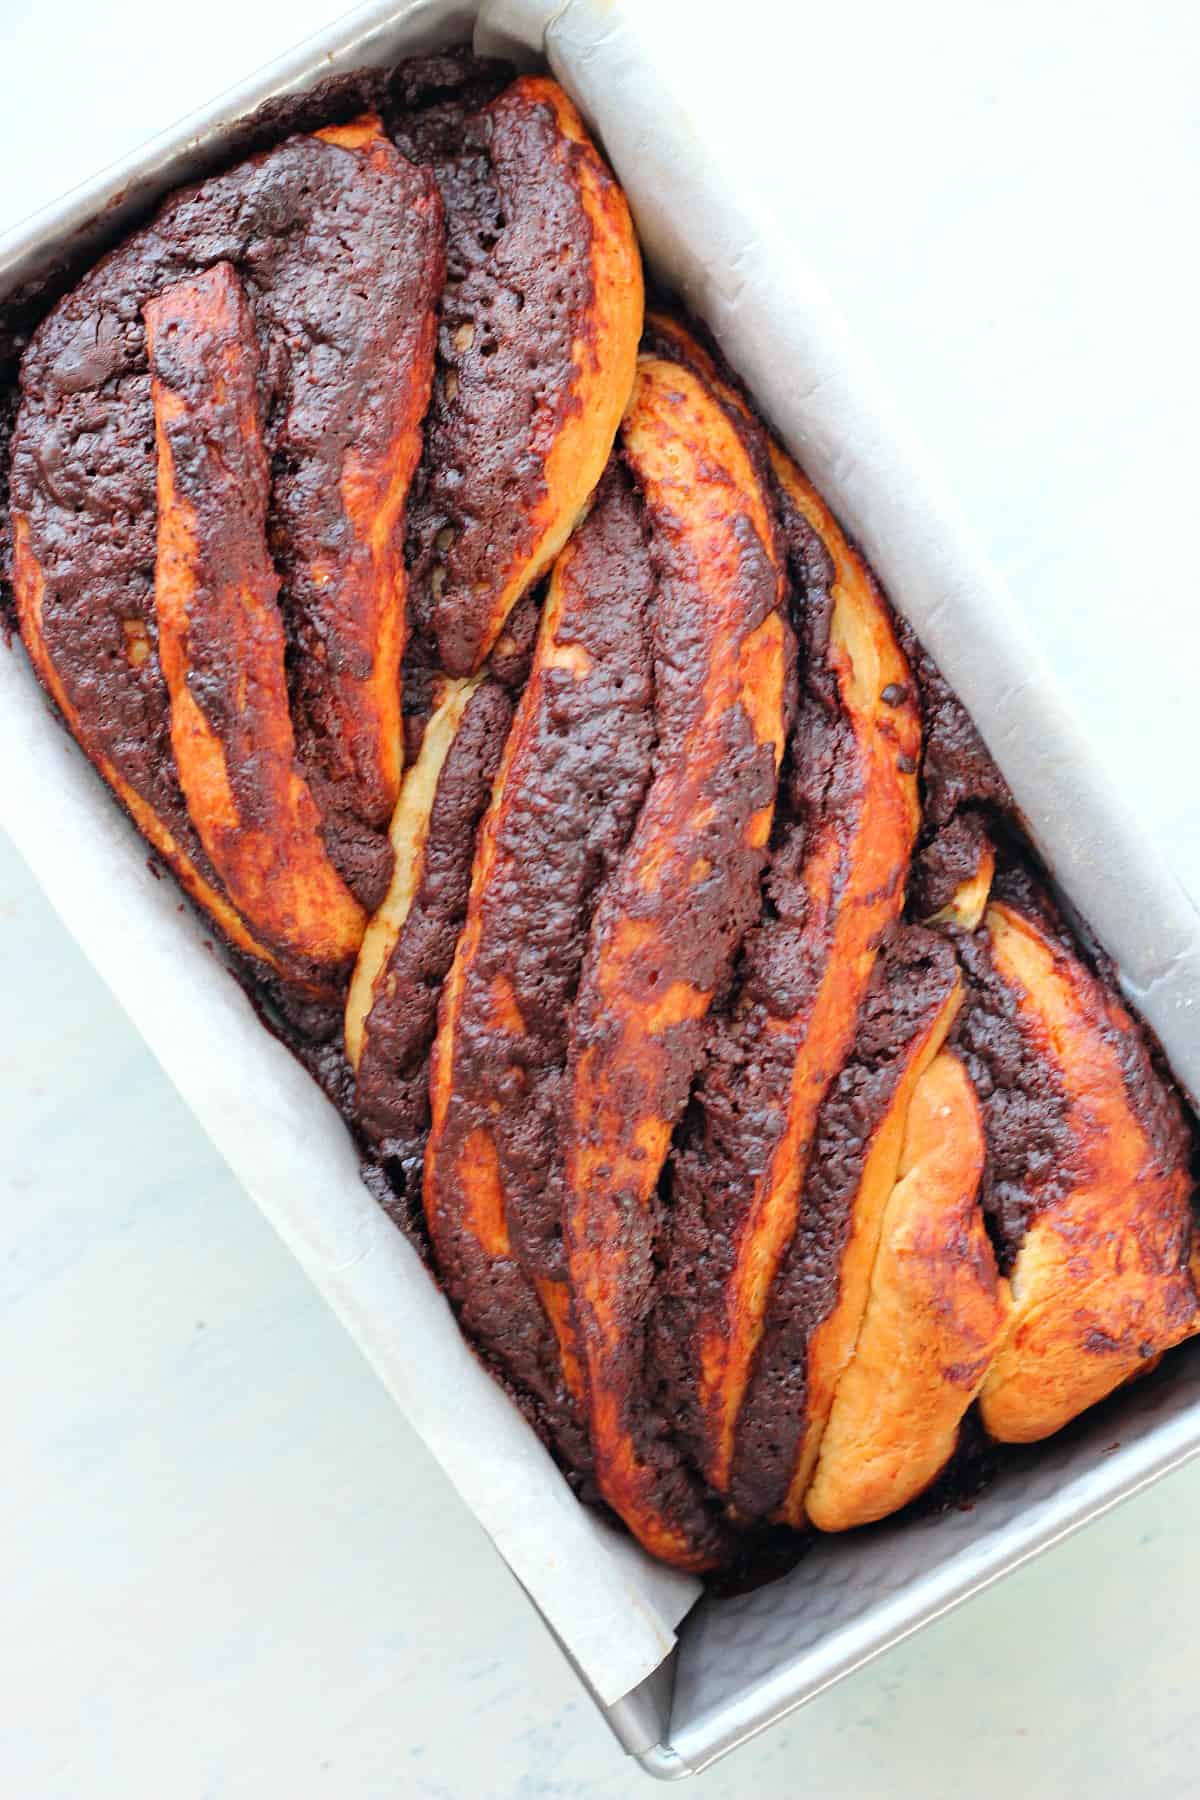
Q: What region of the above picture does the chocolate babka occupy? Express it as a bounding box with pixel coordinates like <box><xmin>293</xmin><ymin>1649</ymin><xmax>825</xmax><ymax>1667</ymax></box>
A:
<box><xmin>3</xmin><ymin>50</ymin><xmax>1195</xmax><ymax>1578</ymax></box>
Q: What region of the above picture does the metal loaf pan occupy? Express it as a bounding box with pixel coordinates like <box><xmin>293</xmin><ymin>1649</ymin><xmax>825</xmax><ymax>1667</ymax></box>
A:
<box><xmin>4</xmin><ymin>0</ymin><xmax>1200</xmax><ymax>1779</ymax></box>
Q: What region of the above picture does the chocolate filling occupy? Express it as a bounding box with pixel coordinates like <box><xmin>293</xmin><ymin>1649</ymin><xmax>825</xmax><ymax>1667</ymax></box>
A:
<box><xmin>420</xmin><ymin>463</ymin><xmax>657</xmax><ymax>1477</ymax></box>
<box><xmin>897</xmin><ymin>622</ymin><xmax>1014</xmax><ymax>831</ymax></box>
<box><xmin>486</xmin><ymin>462</ymin><xmax>657</xmax><ymax>1279</ymax></box>
<box><xmin>912</xmin><ymin>808</ymin><xmax>993</xmax><ymax>920</ymax></box>
<box><xmin>652</xmin><ymin>484</ymin><xmax>840</xmax><ymax>1462</ymax></box>
<box><xmin>399</xmin><ymin>80</ymin><xmax>596</xmax><ymax>676</ymax></box>
<box><xmin>729</xmin><ymin>927</ymin><xmax>961</xmax><ymax>1522</ymax></box>
<box><xmin>354</xmin><ymin>676</ymin><xmax>513</xmax><ymax>1159</ymax></box>
<box><xmin>953</xmin><ymin>861</ymin><xmax>1194</xmax><ymax>1272</ymax></box>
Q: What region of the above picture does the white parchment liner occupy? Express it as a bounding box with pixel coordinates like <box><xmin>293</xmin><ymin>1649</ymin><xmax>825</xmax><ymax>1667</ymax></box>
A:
<box><xmin>3</xmin><ymin>0</ymin><xmax>1200</xmax><ymax>1717</ymax></box>
<box><xmin>480</xmin><ymin>0</ymin><xmax>1200</xmax><ymax>1107</ymax></box>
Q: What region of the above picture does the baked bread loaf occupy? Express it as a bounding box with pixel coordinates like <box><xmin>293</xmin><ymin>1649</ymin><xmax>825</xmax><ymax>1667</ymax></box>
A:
<box><xmin>3</xmin><ymin>50</ymin><xmax>1195</xmax><ymax>1578</ymax></box>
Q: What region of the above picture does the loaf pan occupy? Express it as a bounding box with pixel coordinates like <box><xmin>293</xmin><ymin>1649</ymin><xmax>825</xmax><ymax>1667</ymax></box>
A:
<box><xmin>4</xmin><ymin>0</ymin><xmax>1200</xmax><ymax>1778</ymax></box>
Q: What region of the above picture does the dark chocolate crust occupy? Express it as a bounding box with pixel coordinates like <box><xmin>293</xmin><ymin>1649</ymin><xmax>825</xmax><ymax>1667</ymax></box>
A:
<box><xmin>401</xmin><ymin>588</ymin><xmax>543</xmax><ymax>768</ymax></box>
<box><xmin>354</xmin><ymin>677</ymin><xmax>512</xmax><ymax>1158</ymax></box>
<box><xmin>11</xmin><ymin>125</ymin><xmax>443</xmax><ymax>915</ymax></box>
<box><xmin>729</xmin><ymin>928</ymin><xmax>961</xmax><ymax>1522</ymax></box>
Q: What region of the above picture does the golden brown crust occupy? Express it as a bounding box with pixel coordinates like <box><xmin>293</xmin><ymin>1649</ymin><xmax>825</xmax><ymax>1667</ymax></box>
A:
<box><xmin>806</xmin><ymin>1050</ymin><xmax>1006</xmax><ymax>1530</ymax></box>
<box><xmin>145</xmin><ymin>264</ymin><xmax>365</xmax><ymax>987</ymax></box>
<box><xmin>560</xmin><ymin>356</ymin><xmax>791</xmax><ymax>1569</ymax></box>
<box><xmin>978</xmin><ymin>902</ymin><xmax>1197</xmax><ymax>1441</ymax></box>
<box><xmin>642</xmin><ymin>310</ymin><xmax>756</xmax><ymax>431</ymax></box>
<box><xmin>777</xmin><ymin>974</ymin><xmax>963</xmax><ymax>1525</ymax></box>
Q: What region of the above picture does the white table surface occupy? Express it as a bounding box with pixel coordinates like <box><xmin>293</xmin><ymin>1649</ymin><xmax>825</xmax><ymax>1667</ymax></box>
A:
<box><xmin>3</xmin><ymin>2</ymin><xmax>1199</xmax><ymax>1794</ymax></box>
